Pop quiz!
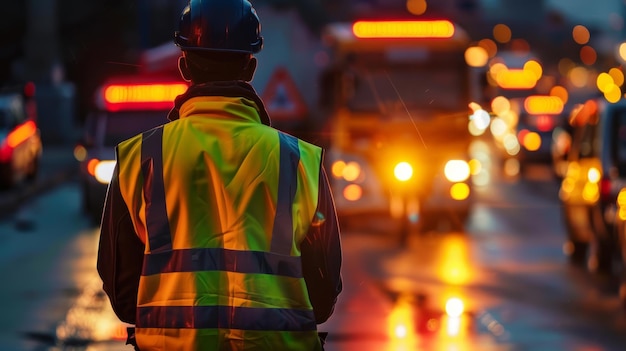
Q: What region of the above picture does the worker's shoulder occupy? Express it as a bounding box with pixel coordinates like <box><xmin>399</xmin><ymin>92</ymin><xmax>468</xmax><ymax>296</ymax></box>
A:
<box><xmin>117</xmin><ymin>124</ymin><xmax>165</xmax><ymax>150</ymax></box>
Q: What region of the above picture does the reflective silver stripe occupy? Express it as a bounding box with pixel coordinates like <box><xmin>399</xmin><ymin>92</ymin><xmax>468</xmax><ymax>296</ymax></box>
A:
<box><xmin>271</xmin><ymin>133</ymin><xmax>300</xmax><ymax>255</ymax></box>
<box><xmin>141</xmin><ymin>126</ymin><xmax>172</xmax><ymax>253</ymax></box>
<box><xmin>142</xmin><ymin>247</ymin><xmax>303</xmax><ymax>278</ymax></box>
<box><xmin>137</xmin><ymin>305</ymin><xmax>317</xmax><ymax>331</ymax></box>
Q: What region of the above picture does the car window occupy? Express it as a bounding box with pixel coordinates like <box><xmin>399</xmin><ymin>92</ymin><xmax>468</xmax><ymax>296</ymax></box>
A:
<box><xmin>0</xmin><ymin>94</ymin><xmax>25</xmax><ymax>129</ymax></box>
<box><xmin>0</xmin><ymin>109</ymin><xmax>9</xmax><ymax>129</ymax></box>
<box><xmin>613</xmin><ymin>110</ymin><xmax>626</xmax><ymax>174</ymax></box>
<box><xmin>569</xmin><ymin>122</ymin><xmax>597</xmax><ymax>161</ymax></box>
<box><xmin>579</xmin><ymin>124</ymin><xmax>596</xmax><ymax>158</ymax></box>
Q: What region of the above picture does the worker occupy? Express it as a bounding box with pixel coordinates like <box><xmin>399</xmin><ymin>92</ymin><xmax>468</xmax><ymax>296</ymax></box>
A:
<box><xmin>96</xmin><ymin>0</ymin><xmax>343</xmax><ymax>350</ymax></box>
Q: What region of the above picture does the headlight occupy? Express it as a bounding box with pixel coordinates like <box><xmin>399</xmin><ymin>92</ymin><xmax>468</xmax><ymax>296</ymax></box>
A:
<box><xmin>444</xmin><ymin>160</ymin><xmax>470</xmax><ymax>182</ymax></box>
<box><xmin>331</xmin><ymin>160</ymin><xmax>362</xmax><ymax>182</ymax></box>
<box><xmin>394</xmin><ymin>162</ymin><xmax>413</xmax><ymax>181</ymax></box>
<box><xmin>587</xmin><ymin>167</ymin><xmax>601</xmax><ymax>183</ymax></box>
<box><xmin>94</xmin><ymin>160</ymin><xmax>116</xmax><ymax>184</ymax></box>
<box><xmin>331</xmin><ymin>160</ymin><xmax>346</xmax><ymax>179</ymax></box>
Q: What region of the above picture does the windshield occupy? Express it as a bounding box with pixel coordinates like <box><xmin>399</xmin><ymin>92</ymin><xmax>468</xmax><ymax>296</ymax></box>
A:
<box><xmin>345</xmin><ymin>65</ymin><xmax>466</xmax><ymax>114</ymax></box>
<box><xmin>103</xmin><ymin>111</ymin><xmax>169</xmax><ymax>147</ymax></box>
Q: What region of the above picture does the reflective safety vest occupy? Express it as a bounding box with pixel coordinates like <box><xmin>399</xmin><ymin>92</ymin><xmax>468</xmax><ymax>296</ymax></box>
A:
<box><xmin>116</xmin><ymin>96</ymin><xmax>323</xmax><ymax>350</ymax></box>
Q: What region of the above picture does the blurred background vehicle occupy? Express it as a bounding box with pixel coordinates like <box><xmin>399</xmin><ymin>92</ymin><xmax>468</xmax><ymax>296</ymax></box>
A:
<box><xmin>75</xmin><ymin>76</ymin><xmax>184</xmax><ymax>221</ymax></box>
<box><xmin>559</xmin><ymin>98</ymin><xmax>626</xmax><ymax>274</ymax></box>
<box><xmin>514</xmin><ymin>94</ymin><xmax>567</xmax><ymax>175</ymax></box>
<box><xmin>0</xmin><ymin>82</ymin><xmax>41</xmax><ymax>189</ymax></box>
<box><xmin>319</xmin><ymin>19</ymin><xmax>479</xmax><ymax>239</ymax></box>
<box><xmin>615</xmin><ymin>187</ymin><xmax>626</xmax><ymax>309</ymax></box>
<box><xmin>550</xmin><ymin>115</ymin><xmax>574</xmax><ymax>180</ymax></box>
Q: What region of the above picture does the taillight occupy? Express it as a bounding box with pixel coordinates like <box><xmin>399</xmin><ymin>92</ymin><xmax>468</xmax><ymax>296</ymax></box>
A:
<box><xmin>600</xmin><ymin>177</ymin><xmax>612</xmax><ymax>202</ymax></box>
<box><xmin>534</xmin><ymin>115</ymin><xmax>554</xmax><ymax>132</ymax></box>
<box><xmin>0</xmin><ymin>143</ymin><xmax>11</xmax><ymax>162</ymax></box>
<box><xmin>102</xmin><ymin>82</ymin><xmax>188</xmax><ymax>111</ymax></box>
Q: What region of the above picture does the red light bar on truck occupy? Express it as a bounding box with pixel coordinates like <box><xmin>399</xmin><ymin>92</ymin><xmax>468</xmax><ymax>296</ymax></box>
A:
<box><xmin>103</xmin><ymin>82</ymin><xmax>188</xmax><ymax>111</ymax></box>
<box><xmin>352</xmin><ymin>20</ymin><xmax>455</xmax><ymax>39</ymax></box>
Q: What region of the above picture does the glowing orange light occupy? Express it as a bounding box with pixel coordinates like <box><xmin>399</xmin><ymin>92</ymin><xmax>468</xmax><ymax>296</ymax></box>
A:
<box><xmin>535</xmin><ymin>115</ymin><xmax>555</xmax><ymax>132</ymax></box>
<box><xmin>524</xmin><ymin>95</ymin><xmax>564</xmax><ymax>115</ymax></box>
<box><xmin>496</xmin><ymin>69</ymin><xmax>537</xmax><ymax>89</ymax></box>
<box><xmin>572</xmin><ymin>25</ymin><xmax>590</xmax><ymax>45</ymax></box>
<box><xmin>550</xmin><ymin>85</ymin><xmax>569</xmax><ymax>105</ymax></box>
<box><xmin>569</xmin><ymin>99</ymin><xmax>598</xmax><ymax>126</ymax></box>
<box><xmin>87</xmin><ymin>158</ymin><xmax>99</xmax><ymax>176</ymax></box>
<box><xmin>103</xmin><ymin>82</ymin><xmax>188</xmax><ymax>111</ymax></box>
<box><xmin>522</xmin><ymin>131</ymin><xmax>542</xmax><ymax>151</ymax></box>
<box><xmin>7</xmin><ymin>120</ymin><xmax>36</xmax><ymax>148</ymax></box>
<box><xmin>580</xmin><ymin>45</ymin><xmax>597</xmax><ymax>66</ymax></box>
<box><xmin>493</xmin><ymin>23</ymin><xmax>512</xmax><ymax>43</ymax></box>
<box><xmin>352</xmin><ymin>20</ymin><xmax>455</xmax><ymax>39</ymax></box>
<box><xmin>343</xmin><ymin>184</ymin><xmax>362</xmax><ymax>201</ymax></box>
<box><xmin>478</xmin><ymin>38</ymin><xmax>498</xmax><ymax>58</ymax></box>
<box><xmin>450</xmin><ymin>183</ymin><xmax>470</xmax><ymax>200</ymax></box>
<box><xmin>111</xmin><ymin>324</ymin><xmax>129</xmax><ymax>341</ymax></box>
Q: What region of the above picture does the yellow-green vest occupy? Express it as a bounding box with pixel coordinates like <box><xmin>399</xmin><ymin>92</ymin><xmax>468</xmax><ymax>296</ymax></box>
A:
<box><xmin>116</xmin><ymin>96</ymin><xmax>323</xmax><ymax>350</ymax></box>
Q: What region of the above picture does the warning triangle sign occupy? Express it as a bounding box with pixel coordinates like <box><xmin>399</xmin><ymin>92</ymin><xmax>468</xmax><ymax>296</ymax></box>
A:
<box><xmin>261</xmin><ymin>67</ymin><xmax>308</xmax><ymax>121</ymax></box>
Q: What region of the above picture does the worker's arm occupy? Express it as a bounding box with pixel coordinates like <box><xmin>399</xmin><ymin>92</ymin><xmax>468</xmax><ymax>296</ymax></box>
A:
<box><xmin>301</xmin><ymin>165</ymin><xmax>343</xmax><ymax>324</ymax></box>
<box><xmin>96</xmin><ymin>164</ymin><xmax>144</xmax><ymax>324</ymax></box>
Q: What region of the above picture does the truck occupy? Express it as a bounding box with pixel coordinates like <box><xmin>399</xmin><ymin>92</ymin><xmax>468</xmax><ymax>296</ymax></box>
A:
<box><xmin>317</xmin><ymin>19</ymin><xmax>477</xmax><ymax>237</ymax></box>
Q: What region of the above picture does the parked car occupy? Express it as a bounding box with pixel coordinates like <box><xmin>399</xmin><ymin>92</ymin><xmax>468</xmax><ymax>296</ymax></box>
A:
<box><xmin>550</xmin><ymin>119</ymin><xmax>573</xmax><ymax>180</ymax></box>
<box><xmin>76</xmin><ymin>76</ymin><xmax>185</xmax><ymax>221</ymax></box>
<box><xmin>614</xmin><ymin>187</ymin><xmax>626</xmax><ymax>309</ymax></box>
<box><xmin>0</xmin><ymin>82</ymin><xmax>42</xmax><ymax>189</ymax></box>
<box><xmin>559</xmin><ymin>98</ymin><xmax>626</xmax><ymax>274</ymax></box>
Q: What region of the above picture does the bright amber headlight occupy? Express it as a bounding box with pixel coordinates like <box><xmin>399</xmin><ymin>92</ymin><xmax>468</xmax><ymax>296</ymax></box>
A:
<box><xmin>587</xmin><ymin>167</ymin><xmax>601</xmax><ymax>183</ymax></box>
<box><xmin>94</xmin><ymin>160</ymin><xmax>116</xmax><ymax>184</ymax></box>
<box><xmin>394</xmin><ymin>162</ymin><xmax>413</xmax><ymax>181</ymax></box>
<box><xmin>444</xmin><ymin>160</ymin><xmax>470</xmax><ymax>182</ymax></box>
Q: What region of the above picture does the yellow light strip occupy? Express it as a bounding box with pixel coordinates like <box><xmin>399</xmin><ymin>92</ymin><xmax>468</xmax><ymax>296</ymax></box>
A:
<box><xmin>524</xmin><ymin>95</ymin><xmax>564</xmax><ymax>115</ymax></box>
<box><xmin>496</xmin><ymin>69</ymin><xmax>537</xmax><ymax>89</ymax></box>
<box><xmin>7</xmin><ymin>120</ymin><xmax>36</xmax><ymax>148</ymax></box>
<box><xmin>104</xmin><ymin>83</ymin><xmax>188</xmax><ymax>104</ymax></box>
<box><xmin>352</xmin><ymin>20</ymin><xmax>455</xmax><ymax>39</ymax></box>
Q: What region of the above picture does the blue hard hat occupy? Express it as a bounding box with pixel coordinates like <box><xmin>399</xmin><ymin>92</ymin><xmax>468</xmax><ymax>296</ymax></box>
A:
<box><xmin>174</xmin><ymin>0</ymin><xmax>263</xmax><ymax>54</ymax></box>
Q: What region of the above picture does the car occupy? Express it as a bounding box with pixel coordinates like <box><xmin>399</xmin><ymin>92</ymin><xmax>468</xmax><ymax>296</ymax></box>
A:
<box><xmin>320</xmin><ymin>19</ymin><xmax>477</xmax><ymax>240</ymax></box>
<box><xmin>559</xmin><ymin>98</ymin><xmax>626</xmax><ymax>274</ymax></box>
<box><xmin>614</xmin><ymin>187</ymin><xmax>626</xmax><ymax>309</ymax></box>
<box><xmin>550</xmin><ymin>119</ymin><xmax>573</xmax><ymax>180</ymax></box>
<box><xmin>514</xmin><ymin>95</ymin><xmax>567</xmax><ymax>175</ymax></box>
<box><xmin>76</xmin><ymin>76</ymin><xmax>186</xmax><ymax>221</ymax></box>
<box><xmin>0</xmin><ymin>82</ymin><xmax>42</xmax><ymax>189</ymax></box>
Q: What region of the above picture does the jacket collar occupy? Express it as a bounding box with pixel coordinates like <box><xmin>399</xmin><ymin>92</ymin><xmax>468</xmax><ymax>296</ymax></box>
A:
<box><xmin>167</xmin><ymin>81</ymin><xmax>271</xmax><ymax>126</ymax></box>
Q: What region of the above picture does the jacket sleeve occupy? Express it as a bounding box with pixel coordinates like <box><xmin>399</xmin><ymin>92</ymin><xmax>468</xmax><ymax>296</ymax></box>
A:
<box><xmin>301</xmin><ymin>165</ymin><xmax>343</xmax><ymax>324</ymax></box>
<box><xmin>96</xmin><ymin>164</ymin><xmax>145</xmax><ymax>324</ymax></box>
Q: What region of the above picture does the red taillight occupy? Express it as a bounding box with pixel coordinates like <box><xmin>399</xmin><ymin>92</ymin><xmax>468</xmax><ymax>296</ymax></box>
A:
<box><xmin>23</xmin><ymin>81</ymin><xmax>36</xmax><ymax>98</ymax></box>
<box><xmin>534</xmin><ymin>115</ymin><xmax>554</xmax><ymax>132</ymax></box>
<box><xmin>0</xmin><ymin>143</ymin><xmax>11</xmax><ymax>162</ymax></box>
<box><xmin>87</xmin><ymin>158</ymin><xmax>99</xmax><ymax>176</ymax></box>
<box><xmin>102</xmin><ymin>82</ymin><xmax>188</xmax><ymax>111</ymax></box>
<box><xmin>600</xmin><ymin>177</ymin><xmax>612</xmax><ymax>202</ymax></box>
<box><xmin>7</xmin><ymin>120</ymin><xmax>37</xmax><ymax>148</ymax></box>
